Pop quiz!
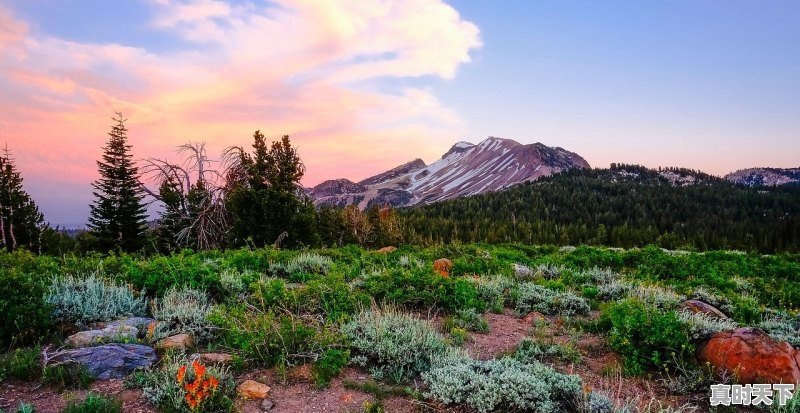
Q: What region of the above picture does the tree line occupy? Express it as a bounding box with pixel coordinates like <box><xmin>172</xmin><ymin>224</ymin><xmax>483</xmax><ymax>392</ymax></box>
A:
<box><xmin>2</xmin><ymin>115</ymin><xmax>800</xmax><ymax>254</ymax></box>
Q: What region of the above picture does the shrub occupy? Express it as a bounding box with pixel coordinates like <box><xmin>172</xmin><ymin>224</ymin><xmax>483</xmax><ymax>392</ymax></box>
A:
<box><xmin>61</xmin><ymin>393</ymin><xmax>122</xmax><ymax>413</ymax></box>
<box><xmin>514</xmin><ymin>338</ymin><xmax>580</xmax><ymax>364</ymax></box>
<box><xmin>151</xmin><ymin>287</ymin><xmax>214</xmax><ymax>342</ymax></box>
<box><xmin>46</xmin><ymin>273</ymin><xmax>148</xmax><ymax>327</ymax></box>
<box><xmin>42</xmin><ymin>362</ymin><xmax>93</xmax><ymax>389</ymax></box>
<box><xmin>515</xmin><ymin>283</ymin><xmax>590</xmax><ymax>317</ymax></box>
<box><xmin>603</xmin><ymin>299</ymin><xmax>694</xmax><ymax>375</ymax></box>
<box><xmin>312</xmin><ymin>348</ymin><xmax>350</xmax><ymax>388</ymax></box>
<box><xmin>690</xmin><ymin>287</ymin><xmax>734</xmax><ymax>315</ymax></box>
<box><xmin>218</xmin><ymin>269</ymin><xmax>250</xmax><ymax>298</ymax></box>
<box><xmin>284</xmin><ymin>253</ymin><xmax>333</xmax><ymax>278</ymax></box>
<box><xmin>135</xmin><ymin>356</ymin><xmax>235</xmax><ymax>413</ymax></box>
<box><xmin>1</xmin><ymin>403</ymin><xmax>36</xmax><ymax>413</ymax></box>
<box><xmin>677</xmin><ymin>311</ymin><xmax>738</xmax><ymax>341</ymax></box>
<box><xmin>209</xmin><ymin>305</ymin><xmax>339</xmax><ymax>367</ymax></box>
<box><xmin>759</xmin><ymin>313</ymin><xmax>800</xmax><ymax>347</ymax></box>
<box><xmin>0</xmin><ymin>269</ymin><xmax>53</xmax><ymax>346</ymax></box>
<box><xmin>295</xmin><ymin>276</ymin><xmax>370</xmax><ymax>321</ymax></box>
<box><xmin>596</xmin><ymin>280</ymin><xmax>632</xmax><ymax>301</ymax></box>
<box><xmin>360</xmin><ymin>267</ymin><xmax>484</xmax><ymax>312</ymax></box>
<box><xmin>628</xmin><ymin>285</ymin><xmax>685</xmax><ymax>310</ymax></box>
<box><xmin>423</xmin><ymin>357</ymin><xmax>582</xmax><ymax>413</ymax></box>
<box><xmin>471</xmin><ymin>276</ymin><xmax>514</xmax><ymax>313</ymax></box>
<box><xmin>442</xmin><ymin>308</ymin><xmax>489</xmax><ymax>333</ymax></box>
<box><xmin>0</xmin><ymin>347</ymin><xmax>41</xmax><ymax>381</ymax></box>
<box><xmin>342</xmin><ymin>306</ymin><xmax>461</xmax><ymax>383</ymax></box>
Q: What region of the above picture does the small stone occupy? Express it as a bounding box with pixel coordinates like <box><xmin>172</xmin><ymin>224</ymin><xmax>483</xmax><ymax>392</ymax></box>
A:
<box><xmin>198</xmin><ymin>352</ymin><xmax>234</xmax><ymax>365</ymax></box>
<box><xmin>238</xmin><ymin>380</ymin><xmax>271</xmax><ymax>399</ymax></box>
<box><xmin>376</xmin><ymin>246</ymin><xmax>397</xmax><ymax>253</ymax></box>
<box><xmin>157</xmin><ymin>333</ymin><xmax>194</xmax><ymax>351</ymax></box>
<box><xmin>260</xmin><ymin>399</ymin><xmax>274</xmax><ymax>411</ymax></box>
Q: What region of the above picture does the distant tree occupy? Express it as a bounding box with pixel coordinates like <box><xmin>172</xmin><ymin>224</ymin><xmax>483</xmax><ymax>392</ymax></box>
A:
<box><xmin>88</xmin><ymin>113</ymin><xmax>148</xmax><ymax>252</ymax></box>
<box><xmin>0</xmin><ymin>144</ymin><xmax>44</xmax><ymax>252</ymax></box>
<box><xmin>225</xmin><ymin>132</ymin><xmax>318</xmax><ymax>247</ymax></box>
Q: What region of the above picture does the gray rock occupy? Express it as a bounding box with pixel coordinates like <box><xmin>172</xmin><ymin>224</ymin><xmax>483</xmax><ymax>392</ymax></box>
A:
<box><xmin>261</xmin><ymin>399</ymin><xmax>274</xmax><ymax>411</ymax></box>
<box><xmin>48</xmin><ymin>344</ymin><xmax>156</xmax><ymax>380</ymax></box>
<box><xmin>65</xmin><ymin>325</ymin><xmax>138</xmax><ymax>348</ymax></box>
<box><xmin>106</xmin><ymin>317</ymin><xmax>156</xmax><ymax>331</ymax></box>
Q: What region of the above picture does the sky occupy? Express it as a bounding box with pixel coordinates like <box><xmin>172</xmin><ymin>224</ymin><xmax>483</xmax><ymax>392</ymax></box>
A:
<box><xmin>1</xmin><ymin>0</ymin><xmax>799</xmax><ymax>227</ymax></box>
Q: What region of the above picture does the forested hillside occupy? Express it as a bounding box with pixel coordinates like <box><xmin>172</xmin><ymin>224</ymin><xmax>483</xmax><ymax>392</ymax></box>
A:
<box><xmin>402</xmin><ymin>164</ymin><xmax>800</xmax><ymax>252</ymax></box>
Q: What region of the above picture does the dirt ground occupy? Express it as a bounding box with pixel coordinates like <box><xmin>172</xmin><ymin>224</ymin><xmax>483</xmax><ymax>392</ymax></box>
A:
<box><xmin>0</xmin><ymin>310</ymin><xmax>702</xmax><ymax>413</ymax></box>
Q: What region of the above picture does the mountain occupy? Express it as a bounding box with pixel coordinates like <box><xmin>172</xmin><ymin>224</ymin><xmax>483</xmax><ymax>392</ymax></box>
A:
<box><xmin>309</xmin><ymin>137</ymin><xmax>590</xmax><ymax>208</ymax></box>
<box><xmin>725</xmin><ymin>167</ymin><xmax>800</xmax><ymax>187</ymax></box>
<box><xmin>401</xmin><ymin>164</ymin><xmax>800</xmax><ymax>252</ymax></box>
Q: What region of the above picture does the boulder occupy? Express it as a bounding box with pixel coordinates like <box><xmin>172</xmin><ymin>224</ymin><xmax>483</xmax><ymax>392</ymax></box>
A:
<box><xmin>433</xmin><ymin>258</ymin><xmax>453</xmax><ymax>277</ymax></box>
<box><xmin>47</xmin><ymin>344</ymin><xmax>156</xmax><ymax>380</ymax></box>
<box><xmin>195</xmin><ymin>352</ymin><xmax>235</xmax><ymax>365</ymax></box>
<box><xmin>376</xmin><ymin>246</ymin><xmax>397</xmax><ymax>253</ymax></box>
<box><xmin>65</xmin><ymin>324</ymin><xmax>138</xmax><ymax>348</ymax></box>
<box><xmin>260</xmin><ymin>399</ymin><xmax>275</xmax><ymax>411</ymax></box>
<box><xmin>698</xmin><ymin>327</ymin><xmax>800</xmax><ymax>384</ymax></box>
<box><xmin>157</xmin><ymin>333</ymin><xmax>194</xmax><ymax>351</ymax></box>
<box><xmin>680</xmin><ymin>300</ymin><xmax>728</xmax><ymax>319</ymax></box>
<box><xmin>238</xmin><ymin>380</ymin><xmax>271</xmax><ymax>399</ymax></box>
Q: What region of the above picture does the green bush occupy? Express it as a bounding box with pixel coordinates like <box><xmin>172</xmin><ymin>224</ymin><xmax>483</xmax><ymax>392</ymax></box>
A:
<box><xmin>151</xmin><ymin>287</ymin><xmax>214</xmax><ymax>342</ymax></box>
<box><xmin>0</xmin><ymin>269</ymin><xmax>54</xmax><ymax>346</ymax></box>
<box><xmin>514</xmin><ymin>283</ymin><xmax>590</xmax><ymax>316</ymax></box>
<box><xmin>360</xmin><ymin>267</ymin><xmax>484</xmax><ymax>312</ymax></box>
<box><xmin>42</xmin><ymin>362</ymin><xmax>93</xmax><ymax>389</ymax></box>
<box><xmin>0</xmin><ymin>347</ymin><xmax>41</xmax><ymax>381</ymax></box>
<box><xmin>442</xmin><ymin>308</ymin><xmax>489</xmax><ymax>333</ymax></box>
<box><xmin>423</xmin><ymin>357</ymin><xmax>582</xmax><ymax>413</ymax></box>
<box><xmin>61</xmin><ymin>393</ymin><xmax>122</xmax><ymax>413</ymax></box>
<box><xmin>603</xmin><ymin>298</ymin><xmax>694</xmax><ymax>375</ymax></box>
<box><xmin>312</xmin><ymin>348</ymin><xmax>350</xmax><ymax>388</ymax></box>
<box><xmin>45</xmin><ymin>273</ymin><xmax>148</xmax><ymax>327</ymax></box>
<box><xmin>342</xmin><ymin>306</ymin><xmax>461</xmax><ymax>383</ymax></box>
<box><xmin>515</xmin><ymin>338</ymin><xmax>580</xmax><ymax>364</ymax></box>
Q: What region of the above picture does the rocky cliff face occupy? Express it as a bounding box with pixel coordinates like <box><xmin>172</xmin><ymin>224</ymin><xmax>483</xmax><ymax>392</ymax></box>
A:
<box><xmin>309</xmin><ymin>137</ymin><xmax>590</xmax><ymax>208</ymax></box>
<box><xmin>725</xmin><ymin>168</ymin><xmax>800</xmax><ymax>187</ymax></box>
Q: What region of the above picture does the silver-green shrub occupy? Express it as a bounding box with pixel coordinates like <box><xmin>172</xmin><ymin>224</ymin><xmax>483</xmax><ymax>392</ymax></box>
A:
<box><xmin>759</xmin><ymin>313</ymin><xmax>800</xmax><ymax>347</ymax></box>
<box><xmin>629</xmin><ymin>284</ymin><xmax>685</xmax><ymax>310</ymax></box>
<box><xmin>677</xmin><ymin>311</ymin><xmax>738</xmax><ymax>341</ymax></box>
<box><xmin>151</xmin><ymin>287</ymin><xmax>214</xmax><ymax>342</ymax></box>
<box><xmin>471</xmin><ymin>275</ymin><xmax>515</xmax><ymax>313</ymax></box>
<box><xmin>46</xmin><ymin>273</ymin><xmax>148</xmax><ymax>327</ymax></box>
<box><xmin>423</xmin><ymin>357</ymin><xmax>582</xmax><ymax>413</ymax></box>
<box><xmin>597</xmin><ymin>280</ymin><xmax>632</xmax><ymax>301</ymax></box>
<box><xmin>690</xmin><ymin>287</ymin><xmax>734</xmax><ymax>315</ymax></box>
<box><xmin>219</xmin><ymin>268</ymin><xmax>249</xmax><ymax>297</ymax></box>
<box><xmin>341</xmin><ymin>306</ymin><xmax>461</xmax><ymax>382</ymax></box>
<box><xmin>515</xmin><ymin>282</ymin><xmax>590</xmax><ymax>316</ymax></box>
<box><xmin>587</xmin><ymin>391</ymin><xmax>614</xmax><ymax>413</ymax></box>
<box><xmin>284</xmin><ymin>252</ymin><xmax>333</xmax><ymax>275</ymax></box>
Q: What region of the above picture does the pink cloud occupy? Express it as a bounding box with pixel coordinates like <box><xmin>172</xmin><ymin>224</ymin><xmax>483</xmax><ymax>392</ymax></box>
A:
<box><xmin>0</xmin><ymin>1</ymin><xmax>481</xmax><ymax>223</ymax></box>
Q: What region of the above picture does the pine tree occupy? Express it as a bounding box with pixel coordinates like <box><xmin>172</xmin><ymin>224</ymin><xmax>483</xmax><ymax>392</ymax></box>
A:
<box><xmin>0</xmin><ymin>144</ymin><xmax>44</xmax><ymax>252</ymax></box>
<box><xmin>88</xmin><ymin>113</ymin><xmax>148</xmax><ymax>252</ymax></box>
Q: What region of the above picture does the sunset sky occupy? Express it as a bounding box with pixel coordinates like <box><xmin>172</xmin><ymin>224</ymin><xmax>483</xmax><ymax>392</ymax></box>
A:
<box><xmin>1</xmin><ymin>0</ymin><xmax>799</xmax><ymax>226</ymax></box>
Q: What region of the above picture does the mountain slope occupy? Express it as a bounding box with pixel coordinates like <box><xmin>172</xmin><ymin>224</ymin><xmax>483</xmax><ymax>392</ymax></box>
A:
<box><xmin>309</xmin><ymin>137</ymin><xmax>589</xmax><ymax>208</ymax></box>
<box><xmin>725</xmin><ymin>167</ymin><xmax>800</xmax><ymax>187</ymax></box>
<box><xmin>400</xmin><ymin>164</ymin><xmax>800</xmax><ymax>252</ymax></box>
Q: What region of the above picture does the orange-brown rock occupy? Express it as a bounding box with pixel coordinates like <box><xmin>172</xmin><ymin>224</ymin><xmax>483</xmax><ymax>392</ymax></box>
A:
<box><xmin>697</xmin><ymin>327</ymin><xmax>800</xmax><ymax>384</ymax></box>
<box><xmin>376</xmin><ymin>246</ymin><xmax>398</xmax><ymax>253</ymax></box>
<box><xmin>680</xmin><ymin>300</ymin><xmax>728</xmax><ymax>319</ymax></box>
<box><xmin>237</xmin><ymin>380</ymin><xmax>271</xmax><ymax>399</ymax></box>
<box><xmin>433</xmin><ymin>258</ymin><xmax>453</xmax><ymax>277</ymax></box>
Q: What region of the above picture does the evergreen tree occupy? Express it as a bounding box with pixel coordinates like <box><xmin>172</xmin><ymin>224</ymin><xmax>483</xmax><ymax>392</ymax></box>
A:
<box><xmin>0</xmin><ymin>145</ymin><xmax>44</xmax><ymax>252</ymax></box>
<box><xmin>88</xmin><ymin>113</ymin><xmax>148</xmax><ymax>252</ymax></box>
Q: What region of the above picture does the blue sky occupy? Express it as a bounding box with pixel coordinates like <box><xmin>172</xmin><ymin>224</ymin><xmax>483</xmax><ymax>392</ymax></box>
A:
<box><xmin>1</xmin><ymin>0</ymin><xmax>799</xmax><ymax>226</ymax></box>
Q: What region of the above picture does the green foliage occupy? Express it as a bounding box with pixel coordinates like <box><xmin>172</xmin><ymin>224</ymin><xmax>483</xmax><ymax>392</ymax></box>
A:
<box><xmin>2</xmin><ymin>403</ymin><xmax>36</xmax><ymax>413</ymax></box>
<box><xmin>423</xmin><ymin>357</ymin><xmax>582</xmax><ymax>413</ymax></box>
<box><xmin>514</xmin><ymin>282</ymin><xmax>590</xmax><ymax>316</ymax></box>
<box><xmin>342</xmin><ymin>307</ymin><xmax>461</xmax><ymax>383</ymax></box>
<box><xmin>151</xmin><ymin>287</ymin><xmax>214</xmax><ymax>342</ymax></box>
<box><xmin>61</xmin><ymin>393</ymin><xmax>122</xmax><ymax>413</ymax></box>
<box><xmin>603</xmin><ymin>298</ymin><xmax>694</xmax><ymax>375</ymax></box>
<box><xmin>0</xmin><ymin>267</ymin><xmax>53</xmax><ymax>346</ymax></box>
<box><xmin>42</xmin><ymin>362</ymin><xmax>93</xmax><ymax>389</ymax></box>
<box><xmin>312</xmin><ymin>348</ymin><xmax>350</xmax><ymax>388</ymax></box>
<box><xmin>442</xmin><ymin>308</ymin><xmax>489</xmax><ymax>333</ymax></box>
<box><xmin>677</xmin><ymin>311</ymin><xmax>738</xmax><ymax>341</ymax></box>
<box><xmin>360</xmin><ymin>266</ymin><xmax>484</xmax><ymax>312</ymax></box>
<box><xmin>88</xmin><ymin>113</ymin><xmax>148</xmax><ymax>252</ymax></box>
<box><xmin>46</xmin><ymin>273</ymin><xmax>148</xmax><ymax>327</ymax></box>
<box><xmin>514</xmin><ymin>338</ymin><xmax>580</xmax><ymax>364</ymax></box>
<box><xmin>0</xmin><ymin>347</ymin><xmax>41</xmax><ymax>381</ymax></box>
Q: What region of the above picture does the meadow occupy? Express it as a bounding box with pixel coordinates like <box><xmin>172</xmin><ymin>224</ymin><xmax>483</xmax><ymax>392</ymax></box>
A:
<box><xmin>1</xmin><ymin>244</ymin><xmax>800</xmax><ymax>412</ymax></box>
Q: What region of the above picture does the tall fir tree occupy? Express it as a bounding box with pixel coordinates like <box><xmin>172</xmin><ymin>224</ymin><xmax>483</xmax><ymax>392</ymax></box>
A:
<box><xmin>0</xmin><ymin>145</ymin><xmax>44</xmax><ymax>252</ymax></box>
<box><xmin>88</xmin><ymin>113</ymin><xmax>148</xmax><ymax>252</ymax></box>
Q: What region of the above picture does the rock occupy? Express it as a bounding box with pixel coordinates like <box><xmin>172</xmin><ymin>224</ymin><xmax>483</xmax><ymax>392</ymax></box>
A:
<box><xmin>195</xmin><ymin>352</ymin><xmax>235</xmax><ymax>365</ymax></box>
<box><xmin>157</xmin><ymin>333</ymin><xmax>194</xmax><ymax>351</ymax></box>
<box><xmin>260</xmin><ymin>399</ymin><xmax>274</xmax><ymax>411</ymax></box>
<box><xmin>47</xmin><ymin>344</ymin><xmax>156</xmax><ymax>380</ymax></box>
<box><xmin>433</xmin><ymin>258</ymin><xmax>453</xmax><ymax>277</ymax></box>
<box><xmin>376</xmin><ymin>246</ymin><xmax>397</xmax><ymax>253</ymax></box>
<box><xmin>65</xmin><ymin>325</ymin><xmax>138</xmax><ymax>348</ymax></box>
<box><xmin>698</xmin><ymin>327</ymin><xmax>800</xmax><ymax>384</ymax></box>
<box><xmin>679</xmin><ymin>300</ymin><xmax>728</xmax><ymax>319</ymax></box>
<box><xmin>238</xmin><ymin>380</ymin><xmax>271</xmax><ymax>399</ymax></box>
